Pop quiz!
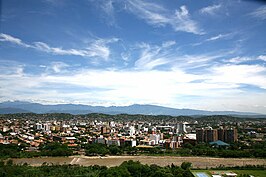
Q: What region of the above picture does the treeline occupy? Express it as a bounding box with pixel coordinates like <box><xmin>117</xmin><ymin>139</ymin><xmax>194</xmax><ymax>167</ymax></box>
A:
<box><xmin>0</xmin><ymin>143</ymin><xmax>72</xmax><ymax>158</ymax></box>
<box><xmin>209</xmin><ymin>164</ymin><xmax>265</xmax><ymax>170</ymax></box>
<box><xmin>147</xmin><ymin>142</ymin><xmax>266</xmax><ymax>158</ymax></box>
<box><xmin>1</xmin><ymin>141</ymin><xmax>266</xmax><ymax>159</ymax></box>
<box><xmin>0</xmin><ymin>160</ymin><xmax>193</xmax><ymax>177</ymax></box>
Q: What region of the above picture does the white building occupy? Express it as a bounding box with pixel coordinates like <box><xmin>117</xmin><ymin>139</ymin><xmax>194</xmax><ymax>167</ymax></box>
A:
<box><xmin>149</xmin><ymin>134</ymin><xmax>160</xmax><ymax>145</ymax></box>
<box><xmin>35</xmin><ymin>123</ymin><xmax>42</xmax><ymax>130</ymax></box>
<box><xmin>43</xmin><ymin>123</ymin><xmax>50</xmax><ymax>131</ymax></box>
<box><xmin>176</xmin><ymin>123</ymin><xmax>187</xmax><ymax>134</ymax></box>
<box><xmin>129</xmin><ymin>126</ymin><xmax>135</xmax><ymax>136</ymax></box>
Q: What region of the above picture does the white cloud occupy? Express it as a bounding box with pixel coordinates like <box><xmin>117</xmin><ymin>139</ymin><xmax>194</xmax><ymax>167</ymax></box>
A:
<box><xmin>0</xmin><ymin>33</ymin><xmax>30</xmax><ymax>47</ymax></box>
<box><xmin>134</xmin><ymin>42</ymin><xmax>175</xmax><ymax>70</ymax></box>
<box><xmin>206</xmin><ymin>33</ymin><xmax>231</xmax><ymax>41</ymax></box>
<box><xmin>121</xmin><ymin>52</ymin><xmax>130</xmax><ymax>61</ymax></box>
<box><xmin>258</xmin><ymin>55</ymin><xmax>266</xmax><ymax>61</ymax></box>
<box><xmin>125</xmin><ymin>1</ymin><xmax>203</xmax><ymax>34</ymax></box>
<box><xmin>172</xmin><ymin>6</ymin><xmax>204</xmax><ymax>34</ymax></box>
<box><xmin>101</xmin><ymin>0</ymin><xmax>116</xmax><ymax>26</ymax></box>
<box><xmin>33</xmin><ymin>42</ymin><xmax>87</xmax><ymax>56</ymax></box>
<box><xmin>47</xmin><ymin>62</ymin><xmax>69</xmax><ymax>73</ymax></box>
<box><xmin>1</xmin><ymin>62</ymin><xmax>266</xmax><ymax>113</ymax></box>
<box><xmin>249</xmin><ymin>5</ymin><xmax>266</xmax><ymax>20</ymax></box>
<box><xmin>134</xmin><ymin>42</ymin><xmax>226</xmax><ymax>71</ymax></box>
<box><xmin>0</xmin><ymin>33</ymin><xmax>117</xmax><ymax>60</ymax></box>
<box><xmin>227</xmin><ymin>55</ymin><xmax>266</xmax><ymax>63</ymax></box>
<box><xmin>227</xmin><ymin>56</ymin><xmax>252</xmax><ymax>64</ymax></box>
<box><xmin>200</xmin><ymin>4</ymin><xmax>222</xmax><ymax>15</ymax></box>
<box><xmin>208</xmin><ymin>64</ymin><xmax>266</xmax><ymax>89</ymax></box>
<box><xmin>162</xmin><ymin>41</ymin><xmax>176</xmax><ymax>48</ymax></box>
<box><xmin>33</xmin><ymin>40</ymin><xmax>113</xmax><ymax>60</ymax></box>
<box><xmin>192</xmin><ymin>33</ymin><xmax>234</xmax><ymax>46</ymax></box>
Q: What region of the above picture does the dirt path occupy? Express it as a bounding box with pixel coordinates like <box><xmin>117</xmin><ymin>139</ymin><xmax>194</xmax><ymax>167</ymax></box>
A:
<box><xmin>12</xmin><ymin>156</ymin><xmax>266</xmax><ymax>168</ymax></box>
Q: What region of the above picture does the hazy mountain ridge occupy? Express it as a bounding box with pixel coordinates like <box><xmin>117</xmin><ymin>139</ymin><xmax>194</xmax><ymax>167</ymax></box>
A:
<box><xmin>0</xmin><ymin>101</ymin><xmax>262</xmax><ymax>116</ymax></box>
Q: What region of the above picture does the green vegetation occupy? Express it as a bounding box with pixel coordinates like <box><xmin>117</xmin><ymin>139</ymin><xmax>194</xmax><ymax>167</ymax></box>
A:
<box><xmin>0</xmin><ymin>160</ymin><xmax>193</xmax><ymax>177</ymax></box>
<box><xmin>233</xmin><ymin>170</ymin><xmax>266</xmax><ymax>177</ymax></box>
<box><xmin>0</xmin><ymin>143</ymin><xmax>73</xmax><ymax>159</ymax></box>
<box><xmin>1</xmin><ymin>141</ymin><xmax>265</xmax><ymax>159</ymax></box>
<box><xmin>177</xmin><ymin>142</ymin><xmax>266</xmax><ymax>158</ymax></box>
<box><xmin>138</xmin><ymin>142</ymin><xmax>266</xmax><ymax>158</ymax></box>
<box><xmin>191</xmin><ymin>169</ymin><xmax>266</xmax><ymax>177</ymax></box>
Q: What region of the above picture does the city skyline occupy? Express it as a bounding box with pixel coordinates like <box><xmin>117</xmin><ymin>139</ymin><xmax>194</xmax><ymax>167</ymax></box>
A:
<box><xmin>0</xmin><ymin>0</ymin><xmax>266</xmax><ymax>113</ymax></box>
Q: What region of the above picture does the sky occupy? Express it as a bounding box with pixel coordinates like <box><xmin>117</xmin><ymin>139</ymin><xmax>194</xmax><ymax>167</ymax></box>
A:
<box><xmin>0</xmin><ymin>0</ymin><xmax>266</xmax><ymax>113</ymax></box>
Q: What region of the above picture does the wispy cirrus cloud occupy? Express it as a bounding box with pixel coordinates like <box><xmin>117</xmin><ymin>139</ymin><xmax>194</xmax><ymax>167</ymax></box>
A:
<box><xmin>101</xmin><ymin>0</ymin><xmax>116</xmax><ymax>26</ymax></box>
<box><xmin>46</xmin><ymin>62</ymin><xmax>69</xmax><ymax>73</ymax></box>
<box><xmin>193</xmin><ymin>33</ymin><xmax>234</xmax><ymax>46</ymax></box>
<box><xmin>125</xmin><ymin>0</ymin><xmax>203</xmax><ymax>34</ymax></box>
<box><xmin>0</xmin><ymin>33</ymin><xmax>30</xmax><ymax>47</ymax></box>
<box><xmin>226</xmin><ymin>55</ymin><xmax>266</xmax><ymax>64</ymax></box>
<box><xmin>249</xmin><ymin>5</ymin><xmax>266</xmax><ymax>20</ymax></box>
<box><xmin>134</xmin><ymin>41</ymin><xmax>177</xmax><ymax>70</ymax></box>
<box><xmin>227</xmin><ymin>56</ymin><xmax>253</xmax><ymax>64</ymax></box>
<box><xmin>206</xmin><ymin>33</ymin><xmax>232</xmax><ymax>41</ymax></box>
<box><xmin>89</xmin><ymin>0</ymin><xmax>117</xmax><ymax>27</ymax></box>
<box><xmin>200</xmin><ymin>4</ymin><xmax>222</xmax><ymax>15</ymax></box>
<box><xmin>0</xmin><ymin>33</ymin><xmax>118</xmax><ymax>60</ymax></box>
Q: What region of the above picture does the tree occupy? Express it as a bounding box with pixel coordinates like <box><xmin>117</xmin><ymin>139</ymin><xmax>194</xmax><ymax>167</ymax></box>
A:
<box><xmin>181</xmin><ymin>162</ymin><xmax>192</xmax><ymax>170</ymax></box>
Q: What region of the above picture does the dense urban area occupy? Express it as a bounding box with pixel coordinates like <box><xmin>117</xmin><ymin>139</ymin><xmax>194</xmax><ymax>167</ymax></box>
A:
<box><xmin>0</xmin><ymin>113</ymin><xmax>266</xmax><ymax>177</ymax></box>
<box><xmin>0</xmin><ymin>113</ymin><xmax>265</xmax><ymax>158</ymax></box>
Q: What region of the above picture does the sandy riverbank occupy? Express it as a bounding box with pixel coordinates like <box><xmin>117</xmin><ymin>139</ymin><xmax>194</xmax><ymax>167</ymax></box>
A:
<box><xmin>11</xmin><ymin>156</ymin><xmax>266</xmax><ymax>168</ymax></box>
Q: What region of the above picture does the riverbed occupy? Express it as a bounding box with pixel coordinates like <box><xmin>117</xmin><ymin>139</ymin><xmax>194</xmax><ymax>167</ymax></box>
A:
<box><xmin>11</xmin><ymin>156</ymin><xmax>266</xmax><ymax>168</ymax></box>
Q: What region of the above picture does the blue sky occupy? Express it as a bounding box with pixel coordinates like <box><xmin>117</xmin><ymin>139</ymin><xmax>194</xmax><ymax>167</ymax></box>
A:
<box><xmin>0</xmin><ymin>0</ymin><xmax>266</xmax><ymax>113</ymax></box>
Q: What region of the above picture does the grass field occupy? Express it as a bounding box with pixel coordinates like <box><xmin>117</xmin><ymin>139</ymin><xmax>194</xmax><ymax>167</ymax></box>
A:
<box><xmin>192</xmin><ymin>170</ymin><xmax>266</xmax><ymax>177</ymax></box>
<box><xmin>233</xmin><ymin>170</ymin><xmax>266</xmax><ymax>177</ymax></box>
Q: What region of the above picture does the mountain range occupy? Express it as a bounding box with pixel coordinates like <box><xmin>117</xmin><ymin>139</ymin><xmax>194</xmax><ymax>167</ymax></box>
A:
<box><xmin>0</xmin><ymin>101</ymin><xmax>262</xmax><ymax>116</ymax></box>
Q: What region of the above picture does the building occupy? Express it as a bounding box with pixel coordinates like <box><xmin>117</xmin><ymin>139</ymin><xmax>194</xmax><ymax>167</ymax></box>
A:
<box><xmin>224</xmin><ymin>128</ymin><xmax>238</xmax><ymax>143</ymax></box>
<box><xmin>196</xmin><ymin>127</ymin><xmax>237</xmax><ymax>144</ymax></box>
<box><xmin>218</xmin><ymin>128</ymin><xmax>224</xmax><ymax>141</ymax></box>
<box><xmin>205</xmin><ymin>129</ymin><xmax>218</xmax><ymax>142</ymax></box>
<box><xmin>176</xmin><ymin>122</ymin><xmax>187</xmax><ymax>134</ymax></box>
<box><xmin>196</xmin><ymin>128</ymin><xmax>205</xmax><ymax>143</ymax></box>
<box><xmin>35</xmin><ymin>123</ymin><xmax>42</xmax><ymax>130</ymax></box>
<box><xmin>101</xmin><ymin>126</ymin><xmax>111</xmax><ymax>135</ymax></box>
<box><xmin>149</xmin><ymin>134</ymin><xmax>160</xmax><ymax>145</ymax></box>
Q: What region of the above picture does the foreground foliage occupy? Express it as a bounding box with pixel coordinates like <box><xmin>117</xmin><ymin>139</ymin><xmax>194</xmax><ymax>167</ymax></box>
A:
<box><xmin>0</xmin><ymin>160</ymin><xmax>193</xmax><ymax>177</ymax></box>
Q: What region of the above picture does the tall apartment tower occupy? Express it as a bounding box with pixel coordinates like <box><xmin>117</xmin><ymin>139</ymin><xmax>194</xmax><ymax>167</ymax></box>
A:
<box><xmin>218</xmin><ymin>128</ymin><xmax>224</xmax><ymax>141</ymax></box>
<box><xmin>176</xmin><ymin>123</ymin><xmax>187</xmax><ymax>134</ymax></box>
<box><xmin>224</xmin><ymin>128</ymin><xmax>238</xmax><ymax>143</ymax></box>
<box><xmin>196</xmin><ymin>127</ymin><xmax>237</xmax><ymax>144</ymax></box>
<box><xmin>205</xmin><ymin>129</ymin><xmax>218</xmax><ymax>142</ymax></box>
<box><xmin>196</xmin><ymin>128</ymin><xmax>205</xmax><ymax>143</ymax></box>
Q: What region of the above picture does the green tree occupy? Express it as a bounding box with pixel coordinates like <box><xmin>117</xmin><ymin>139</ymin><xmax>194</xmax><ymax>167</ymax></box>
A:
<box><xmin>181</xmin><ymin>162</ymin><xmax>192</xmax><ymax>170</ymax></box>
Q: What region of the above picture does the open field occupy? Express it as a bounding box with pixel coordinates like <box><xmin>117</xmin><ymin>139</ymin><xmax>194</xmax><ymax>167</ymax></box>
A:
<box><xmin>11</xmin><ymin>156</ymin><xmax>266</xmax><ymax>168</ymax></box>
<box><xmin>192</xmin><ymin>170</ymin><xmax>266</xmax><ymax>177</ymax></box>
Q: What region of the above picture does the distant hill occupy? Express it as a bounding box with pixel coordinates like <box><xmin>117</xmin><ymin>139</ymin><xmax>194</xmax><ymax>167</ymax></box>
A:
<box><xmin>0</xmin><ymin>107</ymin><xmax>30</xmax><ymax>114</ymax></box>
<box><xmin>0</xmin><ymin>101</ymin><xmax>262</xmax><ymax>116</ymax></box>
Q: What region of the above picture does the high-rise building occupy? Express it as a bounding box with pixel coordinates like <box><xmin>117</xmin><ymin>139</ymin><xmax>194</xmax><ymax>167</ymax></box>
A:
<box><xmin>196</xmin><ymin>128</ymin><xmax>205</xmax><ymax>143</ymax></box>
<box><xmin>224</xmin><ymin>128</ymin><xmax>238</xmax><ymax>143</ymax></box>
<box><xmin>205</xmin><ymin>129</ymin><xmax>218</xmax><ymax>142</ymax></box>
<box><xmin>176</xmin><ymin>123</ymin><xmax>187</xmax><ymax>134</ymax></box>
<box><xmin>218</xmin><ymin>128</ymin><xmax>224</xmax><ymax>141</ymax></box>
<box><xmin>196</xmin><ymin>127</ymin><xmax>237</xmax><ymax>144</ymax></box>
